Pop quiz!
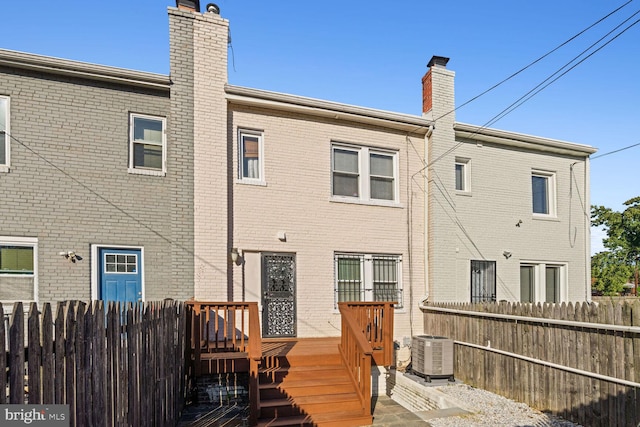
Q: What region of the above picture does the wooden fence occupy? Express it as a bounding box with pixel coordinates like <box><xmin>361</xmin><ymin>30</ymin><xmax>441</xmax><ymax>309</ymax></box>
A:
<box><xmin>421</xmin><ymin>300</ymin><xmax>640</xmax><ymax>427</ymax></box>
<box><xmin>1</xmin><ymin>300</ymin><xmax>187</xmax><ymax>427</ymax></box>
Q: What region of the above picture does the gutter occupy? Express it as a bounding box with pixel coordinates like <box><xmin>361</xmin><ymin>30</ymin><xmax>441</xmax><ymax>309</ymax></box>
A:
<box><xmin>225</xmin><ymin>84</ymin><xmax>433</xmax><ymax>133</ymax></box>
<box><xmin>0</xmin><ymin>48</ymin><xmax>170</xmax><ymax>91</ymax></box>
<box><xmin>454</xmin><ymin>123</ymin><xmax>597</xmax><ymax>157</ymax></box>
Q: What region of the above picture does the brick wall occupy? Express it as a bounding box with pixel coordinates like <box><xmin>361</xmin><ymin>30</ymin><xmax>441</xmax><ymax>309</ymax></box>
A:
<box><xmin>424</xmin><ymin>63</ymin><xmax>590</xmax><ymax>303</ymax></box>
<box><xmin>169</xmin><ymin>8</ymin><xmax>229</xmax><ymax>301</ymax></box>
<box><xmin>0</xmin><ymin>65</ymin><xmax>194</xmax><ymax>302</ymax></box>
<box><xmin>228</xmin><ymin>104</ymin><xmax>427</xmax><ymax>343</ymax></box>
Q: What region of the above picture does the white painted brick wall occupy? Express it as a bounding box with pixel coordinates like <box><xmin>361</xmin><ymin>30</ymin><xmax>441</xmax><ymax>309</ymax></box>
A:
<box><xmin>228</xmin><ymin>104</ymin><xmax>426</xmax><ymax>341</ymax></box>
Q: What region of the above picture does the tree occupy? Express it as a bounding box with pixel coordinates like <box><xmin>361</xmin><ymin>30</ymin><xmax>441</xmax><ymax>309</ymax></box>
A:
<box><xmin>591</xmin><ymin>197</ymin><xmax>640</xmax><ymax>295</ymax></box>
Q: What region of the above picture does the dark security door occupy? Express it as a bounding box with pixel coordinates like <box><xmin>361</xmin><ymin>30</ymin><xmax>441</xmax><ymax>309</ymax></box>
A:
<box><xmin>262</xmin><ymin>253</ymin><xmax>296</xmax><ymax>337</ymax></box>
<box><xmin>470</xmin><ymin>260</ymin><xmax>496</xmax><ymax>303</ymax></box>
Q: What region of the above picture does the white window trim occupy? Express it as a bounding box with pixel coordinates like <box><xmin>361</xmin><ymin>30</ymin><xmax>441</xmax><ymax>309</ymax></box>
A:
<box><xmin>455</xmin><ymin>157</ymin><xmax>470</xmax><ymax>193</ymax></box>
<box><xmin>331</xmin><ymin>143</ymin><xmax>399</xmax><ymax>206</ymax></box>
<box><xmin>334</xmin><ymin>252</ymin><xmax>403</xmax><ymax>309</ymax></box>
<box><xmin>520</xmin><ymin>261</ymin><xmax>567</xmax><ymax>303</ymax></box>
<box><xmin>237</xmin><ymin>128</ymin><xmax>265</xmax><ymax>185</ymax></box>
<box><xmin>532</xmin><ymin>169</ymin><xmax>557</xmax><ymax>218</ymax></box>
<box><xmin>0</xmin><ymin>236</ymin><xmax>38</xmax><ymax>304</ymax></box>
<box><xmin>90</xmin><ymin>244</ymin><xmax>145</xmax><ymax>301</ymax></box>
<box><xmin>0</xmin><ymin>95</ymin><xmax>10</xmax><ymax>172</ymax></box>
<box><xmin>128</xmin><ymin>113</ymin><xmax>167</xmax><ymax>177</ymax></box>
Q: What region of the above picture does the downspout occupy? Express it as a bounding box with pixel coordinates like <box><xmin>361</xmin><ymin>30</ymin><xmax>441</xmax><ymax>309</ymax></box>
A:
<box><xmin>584</xmin><ymin>156</ymin><xmax>591</xmax><ymax>302</ymax></box>
<box><xmin>585</xmin><ymin>157</ymin><xmax>591</xmax><ymax>302</ymax></box>
<box><xmin>424</xmin><ymin>124</ymin><xmax>434</xmax><ymax>303</ymax></box>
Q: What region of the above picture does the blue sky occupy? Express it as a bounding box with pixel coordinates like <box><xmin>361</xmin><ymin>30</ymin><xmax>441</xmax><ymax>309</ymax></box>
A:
<box><xmin>2</xmin><ymin>1</ymin><xmax>638</xmax><ymax>253</ymax></box>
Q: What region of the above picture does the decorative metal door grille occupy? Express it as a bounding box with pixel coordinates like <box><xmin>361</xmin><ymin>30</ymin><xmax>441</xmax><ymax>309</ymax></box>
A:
<box><xmin>262</xmin><ymin>253</ymin><xmax>296</xmax><ymax>337</ymax></box>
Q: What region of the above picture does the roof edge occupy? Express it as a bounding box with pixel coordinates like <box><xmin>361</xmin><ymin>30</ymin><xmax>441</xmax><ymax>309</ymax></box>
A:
<box><xmin>225</xmin><ymin>84</ymin><xmax>433</xmax><ymax>133</ymax></box>
<box><xmin>0</xmin><ymin>48</ymin><xmax>170</xmax><ymax>91</ymax></box>
<box><xmin>454</xmin><ymin>122</ymin><xmax>597</xmax><ymax>156</ymax></box>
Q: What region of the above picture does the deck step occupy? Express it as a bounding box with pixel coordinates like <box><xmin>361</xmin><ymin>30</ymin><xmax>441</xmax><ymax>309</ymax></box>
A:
<box><xmin>257</xmin><ymin>338</ymin><xmax>369</xmax><ymax>427</ymax></box>
<box><xmin>256</xmin><ymin>411</ymin><xmax>372</xmax><ymax>427</ymax></box>
<box><xmin>259</xmin><ymin>365</ymin><xmax>347</xmax><ymax>383</ymax></box>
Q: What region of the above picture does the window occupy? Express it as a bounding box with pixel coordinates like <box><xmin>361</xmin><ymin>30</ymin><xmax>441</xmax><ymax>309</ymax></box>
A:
<box><xmin>470</xmin><ymin>260</ymin><xmax>496</xmax><ymax>302</ymax></box>
<box><xmin>334</xmin><ymin>253</ymin><xmax>402</xmax><ymax>308</ymax></box>
<box><xmin>332</xmin><ymin>144</ymin><xmax>397</xmax><ymax>203</ymax></box>
<box><xmin>455</xmin><ymin>158</ymin><xmax>469</xmax><ymax>192</ymax></box>
<box><xmin>520</xmin><ymin>262</ymin><xmax>565</xmax><ymax>303</ymax></box>
<box><xmin>238</xmin><ymin>130</ymin><xmax>264</xmax><ymax>183</ymax></box>
<box><xmin>545</xmin><ymin>265</ymin><xmax>561</xmax><ymax>303</ymax></box>
<box><xmin>0</xmin><ymin>96</ymin><xmax>9</xmax><ymax>170</ymax></box>
<box><xmin>129</xmin><ymin>113</ymin><xmax>166</xmax><ymax>175</ymax></box>
<box><xmin>532</xmin><ymin>170</ymin><xmax>556</xmax><ymax>216</ymax></box>
<box><xmin>0</xmin><ymin>237</ymin><xmax>37</xmax><ymax>302</ymax></box>
<box><xmin>520</xmin><ymin>265</ymin><xmax>534</xmax><ymax>303</ymax></box>
<box><xmin>104</xmin><ymin>253</ymin><xmax>138</xmax><ymax>273</ymax></box>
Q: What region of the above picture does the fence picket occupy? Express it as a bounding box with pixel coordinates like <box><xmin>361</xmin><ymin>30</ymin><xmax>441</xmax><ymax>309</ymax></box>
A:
<box><xmin>42</xmin><ymin>304</ymin><xmax>54</xmax><ymax>404</ymax></box>
<box><xmin>9</xmin><ymin>302</ymin><xmax>25</xmax><ymax>404</ymax></box>
<box><xmin>54</xmin><ymin>302</ymin><xmax>65</xmax><ymax>404</ymax></box>
<box><xmin>27</xmin><ymin>303</ymin><xmax>42</xmax><ymax>404</ymax></box>
<box><xmin>0</xmin><ymin>304</ymin><xmax>5</xmax><ymax>404</ymax></box>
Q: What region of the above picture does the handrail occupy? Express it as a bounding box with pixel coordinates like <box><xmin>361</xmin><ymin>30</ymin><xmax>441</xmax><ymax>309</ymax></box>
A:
<box><xmin>338</xmin><ymin>305</ymin><xmax>373</xmax><ymax>416</ymax></box>
<box><xmin>341</xmin><ymin>302</ymin><xmax>395</xmax><ymax>366</ymax></box>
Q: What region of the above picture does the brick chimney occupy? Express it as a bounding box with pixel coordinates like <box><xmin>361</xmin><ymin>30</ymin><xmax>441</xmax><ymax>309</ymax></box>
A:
<box><xmin>176</xmin><ymin>0</ymin><xmax>200</xmax><ymax>12</ymax></box>
<box><xmin>422</xmin><ymin>56</ymin><xmax>449</xmax><ymax>114</ymax></box>
<box><xmin>168</xmin><ymin>2</ymin><xmax>229</xmax><ymax>299</ymax></box>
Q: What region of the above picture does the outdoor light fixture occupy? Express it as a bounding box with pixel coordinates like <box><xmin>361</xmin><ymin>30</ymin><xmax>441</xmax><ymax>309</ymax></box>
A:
<box><xmin>230</xmin><ymin>248</ymin><xmax>242</xmax><ymax>265</ymax></box>
<box><xmin>59</xmin><ymin>251</ymin><xmax>82</xmax><ymax>263</ymax></box>
<box><xmin>502</xmin><ymin>251</ymin><xmax>512</xmax><ymax>259</ymax></box>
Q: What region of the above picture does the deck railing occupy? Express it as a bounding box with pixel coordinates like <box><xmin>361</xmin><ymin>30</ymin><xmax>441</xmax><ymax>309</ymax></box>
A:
<box><xmin>185</xmin><ymin>301</ymin><xmax>261</xmax><ymax>424</ymax></box>
<box><xmin>338</xmin><ymin>304</ymin><xmax>373</xmax><ymax>416</ymax></box>
<box><xmin>337</xmin><ymin>301</ymin><xmax>395</xmax><ymax>417</ymax></box>
<box><xmin>340</xmin><ymin>301</ymin><xmax>395</xmax><ymax>366</ymax></box>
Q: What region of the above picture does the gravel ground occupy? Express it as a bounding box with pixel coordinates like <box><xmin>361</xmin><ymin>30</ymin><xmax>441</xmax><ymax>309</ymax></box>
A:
<box><xmin>428</xmin><ymin>384</ymin><xmax>582</xmax><ymax>427</ymax></box>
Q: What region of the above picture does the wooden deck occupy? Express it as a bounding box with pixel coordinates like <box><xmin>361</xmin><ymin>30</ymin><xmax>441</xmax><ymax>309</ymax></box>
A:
<box><xmin>186</xmin><ymin>302</ymin><xmax>395</xmax><ymax>426</ymax></box>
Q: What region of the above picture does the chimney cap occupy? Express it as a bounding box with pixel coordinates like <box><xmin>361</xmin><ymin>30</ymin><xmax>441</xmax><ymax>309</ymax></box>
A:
<box><xmin>427</xmin><ymin>56</ymin><xmax>450</xmax><ymax>68</ymax></box>
<box><xmin>176</xmin><ymin>0</ymin><xmax>201</xmax><ymax>12</ymax></box>
<box><xmin>206</xmin><ymin>3</ymin><xmax>220</xmax><ymax>14</ymax></box>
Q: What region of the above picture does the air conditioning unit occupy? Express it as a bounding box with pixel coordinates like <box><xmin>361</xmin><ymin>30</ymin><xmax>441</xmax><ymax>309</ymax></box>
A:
<box><xmin>411</xmin><ymin>335</ymin><xmax>454</xmax><ymax>382</ymax></box>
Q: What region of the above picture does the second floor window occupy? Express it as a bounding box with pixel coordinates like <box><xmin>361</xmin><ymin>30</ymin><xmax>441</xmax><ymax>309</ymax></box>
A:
<box><xmin>332</xmin><ymin>144</ymin><xmax>397</xmax><ymax>203</ymax></box>
<box><xmin>532</xmin><ymin>170</ymin><xmax>556</xmax><ymax>216</ymax></box>
<box><xmin>455</xmin><ymin>158</ymin><xmax>470</xmax><ymax>192</ymax></box>
<box><xmin>129</xmin><ymin>113</ymin><xmax>166</xmax><ymax>176</ymax></box>
<box><xmin>238</xmin><ymin>130</ymin><xmax>264</xmax><ymax>183</ymax></box>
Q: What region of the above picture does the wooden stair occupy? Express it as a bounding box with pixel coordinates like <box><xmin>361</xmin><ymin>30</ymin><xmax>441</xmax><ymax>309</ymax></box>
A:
<box><xmin>257</xmin><ymin>338</ymin><xmax>372</xmax><ymax>427</ymax></box>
